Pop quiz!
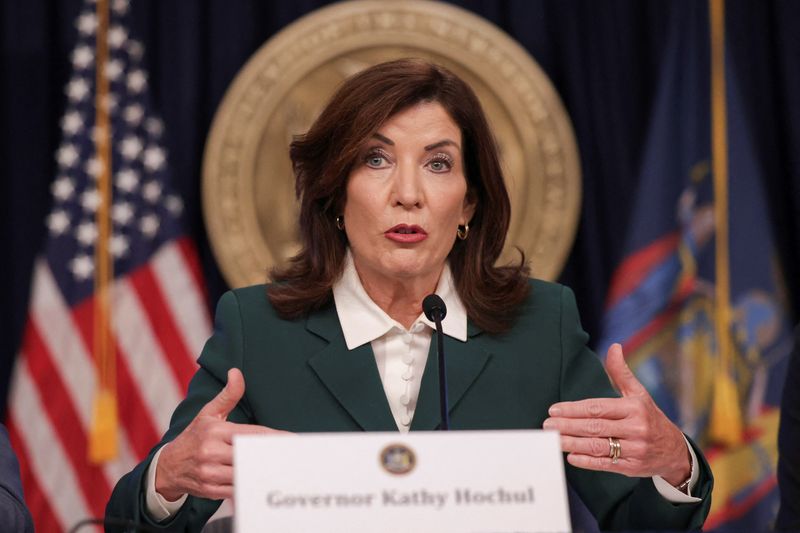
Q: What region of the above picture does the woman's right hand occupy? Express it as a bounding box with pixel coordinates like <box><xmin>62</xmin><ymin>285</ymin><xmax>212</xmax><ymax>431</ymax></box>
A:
<box><xmin>155</xmin><ymin>368</ymin><xmax>286</xmax><ymax>501</ymax></box>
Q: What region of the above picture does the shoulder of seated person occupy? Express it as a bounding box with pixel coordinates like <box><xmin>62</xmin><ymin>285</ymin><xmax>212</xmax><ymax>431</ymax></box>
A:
<box><xmin>523</xmin><ymin>278</ymin><xmax>569</xmax><ymax>310</ymax></box>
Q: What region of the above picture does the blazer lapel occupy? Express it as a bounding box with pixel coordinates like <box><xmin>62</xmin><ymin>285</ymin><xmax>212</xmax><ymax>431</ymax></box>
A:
<box><xmin>410</xmin><ymin>322</ymin><xmax>491</xmax><ymax>431</ymax></box>
<box><xmin>306</xmin><ymin>306</ymin><xmax>397</xmax><ymax>432</ymax></box>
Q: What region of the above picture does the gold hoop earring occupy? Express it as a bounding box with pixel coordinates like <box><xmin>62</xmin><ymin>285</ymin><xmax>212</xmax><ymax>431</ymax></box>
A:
<box><xmin>335</xmin><ymin>215</ymin><xmax>345</xmax><ymax>230</ymax></box>
<box><xmin>456</xmin><ymin>223</ymin><xmax>469</xmax><ymax>240</ymax></box>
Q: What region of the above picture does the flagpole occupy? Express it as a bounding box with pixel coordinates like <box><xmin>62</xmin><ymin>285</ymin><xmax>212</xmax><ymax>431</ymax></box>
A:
<box><xmin>89</xmin><ymin>0</ymin><xmax>118</xmax><ymax>463</ymax></box>
<box><xmin>708</xmin><ymin>0</ymin><xmax>743</xmax><ymax>446</ymax></box>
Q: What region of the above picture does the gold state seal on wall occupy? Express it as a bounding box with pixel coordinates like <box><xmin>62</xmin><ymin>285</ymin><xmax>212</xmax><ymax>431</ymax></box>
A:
<box><xmin>203</xmin><ymin>0</ymin><xmax>581</xmax><ymax>287</ymax></box>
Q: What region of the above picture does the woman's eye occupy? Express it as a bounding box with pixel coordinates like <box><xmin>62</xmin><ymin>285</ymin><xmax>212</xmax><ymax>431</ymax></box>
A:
<box><xmin>365</xmin><ymin>153</ymin><xmax>388</xmax><ymax>168</ymax></box>
<box><xmin>427</xmin><ymin>157</ymin><xmax>452</xmax><ymax>172</ymax></box>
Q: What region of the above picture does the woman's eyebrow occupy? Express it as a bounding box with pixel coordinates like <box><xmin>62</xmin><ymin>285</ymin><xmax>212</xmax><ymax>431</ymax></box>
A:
<box><xmin>424</xmin><ymin>139</ymin><xmax>460</xmax><ymax>151</ymax></box>
<box><xmin>371</xmin><ymin>133</ymin><xmax>394</xmax><ymax>145</ymax></box>
<box><xmin>370</xmin><ymin>134</ymin><xmax>459</xmax><ymax>151</ymax></box>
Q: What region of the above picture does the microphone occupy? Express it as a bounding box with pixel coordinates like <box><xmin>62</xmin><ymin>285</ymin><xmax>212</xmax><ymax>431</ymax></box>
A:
<box><xmin>423</xmin><ymin>294</ymin><xmax>449</xmax><ymax>430</ymax></box>
<box><xmin>422</xmin><ymin>294</ymin><xmax>446</xmax><ymax>322</ymax></box>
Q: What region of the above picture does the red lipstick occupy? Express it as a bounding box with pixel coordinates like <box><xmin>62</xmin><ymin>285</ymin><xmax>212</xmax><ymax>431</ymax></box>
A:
<box><xmin>385</xmin><ymin>224</ymin><xmax>428</xmax><ymax>243</ymax></box>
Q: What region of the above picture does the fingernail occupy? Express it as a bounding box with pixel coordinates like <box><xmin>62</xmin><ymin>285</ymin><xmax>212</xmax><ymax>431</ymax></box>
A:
<box><xmin>549</xmin><ymin>406</ymin><xmax>562</xmax><ymax>416</ymax></box>
<box><xmin>542</xmin><ymin>418</ymin><xmax>554</xmax><ymax>429</ymax></box>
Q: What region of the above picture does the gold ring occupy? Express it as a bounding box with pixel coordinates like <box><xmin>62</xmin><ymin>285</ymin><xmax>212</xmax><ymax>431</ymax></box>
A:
<box><xmin>608</xmin><ymin>437</ymin><xmax>621</xmax><ymax>464</ymax></box>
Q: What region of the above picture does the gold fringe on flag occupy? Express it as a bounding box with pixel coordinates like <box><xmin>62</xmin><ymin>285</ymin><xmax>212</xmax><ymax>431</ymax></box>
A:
<box><xmin>89</xmin><ymin>0</ymin><xmax>119</xmax><ymax>463</ymax></box>
<box><xmin>708</xmin><ymin>0</ymin><xmax>743</xmax><ymax>447</ymax></box>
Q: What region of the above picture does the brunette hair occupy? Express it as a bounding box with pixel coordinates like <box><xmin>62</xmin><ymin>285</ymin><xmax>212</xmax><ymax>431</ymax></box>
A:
<box><xmin>268</xmin><ymin>58</ymin><xmax>529</xmax><ymax>333</ymax></box>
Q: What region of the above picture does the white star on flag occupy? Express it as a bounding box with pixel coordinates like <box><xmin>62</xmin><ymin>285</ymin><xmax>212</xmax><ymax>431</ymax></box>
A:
<box><xmin>123</xmin><ymin>104</ymin><xmax>144</xmax><ymax>125</ymax></box>
<box><xmin>119</xmin><ymin>135</ymin><xmax>143</xmax><ymax>160</ymax></box>
<box><xmin>111</xmin><ymin>202</ymin><xmax>135</xmax><ymax>225</ymax></box>
<box><xmin>142</xmin><ymin>181</ymin><xmax>162</xmax><ymax>203</ymax></box>
<box><xmin>76</xmin><ymin>12</ymin><xmax>98</xmax><ymax>36</ymax></box>
<box><xmin>145</xmin><ymin>118</ymin><xmax>164</xmax><ymax>137</ymax></box>
<box><xmin>112</xmin><ymin>0</ymin><xmax>130</xmax><ymax>15</ymax></box>
<box><xmin>46</xmin><ymin>211</ymin><xmax>71</xmax><ymax>236</ymax></box>
<box><xmin>71</xmin><ymin>45</ymin><xmax>94</xmax><ymax>69</ymax></box>
<box><xmin>85</xmin><ymin>156</ymin><xmax>104</xmax><ymax>178</ymax></box>
<box><xmin>110</xmin><ymin>233</ymin><xmax>130</xmax><ymax>258</ymax></box>
<box><xmin>106</xmin><ymin>59</ymin><xmax>124</xmax><ymax>81</ymax></box>
<box><xmin>165</xmin><ymin>195</ymin><xmax>184</xmax><ymax>217</ymax></box>
<box><xmin>143</xmin><ymin>146</ymin><xmax>166</xmax><ymax>171</ymax></box>
<box><xmin>75</xmin><ymin>221</ymin><xmax>98</xmax><ymax>247</ymax></box>
<box><xmin>116</xmin><ymin>168</ymin><xmax>139</xmax><ymax>192</ymax></box>
<box><xmin>80</xmin><ymin>189</ymin><xmax>101</xmax><ymax>212</ymax></box>
<box><xmin>127</xmin><ymin>70</ymin><xmax>147</xmax><ymax>93</ymax></box>
<box><xmin>68</xmin><ymin>253</ymin><xmax>94</xmax><ymax>280</ymax></box>
<box><xmin>57</xmin><ymin>144</ymin><xmax>80</xmax><ymax>168</ymax></box>
<box><xmin>61</xmin><ymin>111</ymin><xmax>83</xmax><ymax>136</ymax></box>
<box><xmin>140</xmin><ymin>213</ymin><xmax>160</xmax><ymax>237</ymax></box>
<box><xmin>126</xmin><ymin>39</ymin><xmax>143</xmax><ymax>61</ymax></box>
<box><xmin>52</xmin><ymin>177</ymin><xmax>75</xmax><ymax>201</ymax></box>
<box><xmin>108</xmin><ymin>25</ymin><xmax>128</xmax><ymax>48</ymax></box>
<box><xmin>66</xmin><ymin>77</ymin><xmax>91</xmax><ymax>102</ymax></box>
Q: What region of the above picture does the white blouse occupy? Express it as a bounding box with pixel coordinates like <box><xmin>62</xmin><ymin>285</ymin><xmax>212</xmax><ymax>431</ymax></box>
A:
<box><xmin>332</xmin><ymin>250</ymin><xmax>467</xmax><ymax>432</ymax></box>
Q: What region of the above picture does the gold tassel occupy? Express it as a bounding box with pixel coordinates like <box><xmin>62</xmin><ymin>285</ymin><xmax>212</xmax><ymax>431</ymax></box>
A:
<box><xmin>708</xmin><ymin>372</ymin><xmax>743</xmax><ymax>446</ymax></box>
<box><xmin>88</xmin><ymin>387</ymin><xmax>118</xmax><ymax>463</ymax></box>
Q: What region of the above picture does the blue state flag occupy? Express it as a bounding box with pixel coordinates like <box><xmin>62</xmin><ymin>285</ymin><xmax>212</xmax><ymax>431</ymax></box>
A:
<box><xmin>598</xmin><ymin>2</ymin><xmax>793</xmax><ymax>529</ymax></box>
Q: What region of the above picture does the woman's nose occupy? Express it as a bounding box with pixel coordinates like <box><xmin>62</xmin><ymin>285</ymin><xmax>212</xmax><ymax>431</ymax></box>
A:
<box><xmin>391</xmin><ymin>162</ymin><xmax>423</xmax><ymax>208</ymax></box>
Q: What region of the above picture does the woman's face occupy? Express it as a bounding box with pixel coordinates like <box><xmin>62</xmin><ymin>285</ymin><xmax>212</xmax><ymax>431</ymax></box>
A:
<box><xmin>343</xmin><ymin>101</ymin><xmax>475</xmax><ymax>286</ymax></box>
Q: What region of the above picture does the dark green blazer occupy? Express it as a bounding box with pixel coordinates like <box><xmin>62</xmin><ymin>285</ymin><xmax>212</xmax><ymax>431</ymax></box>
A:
<box><xmin>106</xmin><ymin>280</ymin><xmax>712</xmax><ymax>531</ymax></box>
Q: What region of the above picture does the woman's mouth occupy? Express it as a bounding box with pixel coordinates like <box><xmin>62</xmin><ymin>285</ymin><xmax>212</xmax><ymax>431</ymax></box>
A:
<box><xmin>385</xmin><ymin>224</ymin><xmax>428</xmax><ymax>243</ymax></box>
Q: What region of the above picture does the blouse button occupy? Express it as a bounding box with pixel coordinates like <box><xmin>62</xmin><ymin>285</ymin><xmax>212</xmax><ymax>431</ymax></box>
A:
<box><xmin>402</xmin><ymin>352</ymin><xmax>414</xmax><ymax>365</ymax></box>
<box><xmin>400</xmin><ymin>394</ymin><xmax>410</xmax><ymax>406</ymax></box>
<box><xmin>401</xmin><ymin>414</ymin><xmax>411</xmax><ymax>426</ymax></box>
<box><xmin>401</xmin><ymin>369</ymin><xmax>413</xmax><ymax>381</ymax></box>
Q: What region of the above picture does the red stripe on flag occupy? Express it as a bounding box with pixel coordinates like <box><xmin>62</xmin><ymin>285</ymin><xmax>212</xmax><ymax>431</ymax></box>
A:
<box><xmin>71</xmin><ymin>298</ymin><xmax>161</xmax><ymax>459</ymax></box>
<box><xmin>704</xmin><ymin>475</ymin><xmax>777</xmax><ymax>529</ymax></box>
<box><xmin>21</xmin><ymin>322</ymin><xmax>111</xmax><ymax>519</ymax></box>
<box><xmin>606</xmin><ymin>232</ymin><xmax>681</xmax><ymax>309</ymax></box>
<box><xmin>176</xmin><ymin>237</ymin><xmax>209</xmax><ymax>304</ymax></box>
<box><xmin>624</xmin><ymin>305</ymin><xmax>680</xmax><ymax>355</ymax></box>
<box><xmin>128</xmin><ymin>264</ymin><xmax>197</xmax><ymax>392</ymax></box>
<box><xmin>6</xmin><ymin>417</ymin><xmax>62</xmax><ymax>533</ymax></box>
<box><xmin>115</xmin><ymin>350</ymin><xmax>164</xmax><ymax>457</ymax></box>
<box><xmin>622</xmin><ymin>276</ymin><xmax>695</xmax><ymax>355</ymax></box>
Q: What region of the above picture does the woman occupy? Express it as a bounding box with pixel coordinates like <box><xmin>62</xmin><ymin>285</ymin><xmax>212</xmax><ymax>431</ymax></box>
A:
<box><xmin>106</xmin><ymin>59</ymin><xmax>712</xmax><ymax>531</ymax></box>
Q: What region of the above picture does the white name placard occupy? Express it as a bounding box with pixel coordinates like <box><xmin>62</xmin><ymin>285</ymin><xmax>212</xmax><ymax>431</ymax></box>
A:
<box><xmin>233</xmin><ymin>430</ymin><xmax>571</xmax><ymax>533</ymax></box>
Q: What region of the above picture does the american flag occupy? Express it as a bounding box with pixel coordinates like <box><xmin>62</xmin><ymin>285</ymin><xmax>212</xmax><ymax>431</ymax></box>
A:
<box><xmin>6</xmin><ymin>0</ymin><xmax>211</xmax><ymax>530</ymax></box>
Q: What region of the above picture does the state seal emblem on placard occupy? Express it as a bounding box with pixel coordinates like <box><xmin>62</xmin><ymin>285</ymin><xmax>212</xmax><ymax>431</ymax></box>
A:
<box><xmin>380</xmin><ymin>443</ymin><xmax>417</xmax><ymax>476</ymax></box>
<box><xmin>203</xmin><ymin>0</ymin><xmax>581</xmax><ymax>287</ymax></box>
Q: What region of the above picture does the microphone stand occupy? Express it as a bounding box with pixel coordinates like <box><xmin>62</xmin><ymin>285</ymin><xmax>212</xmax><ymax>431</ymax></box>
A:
<box><xmin>434</xmin><ymin>311</ymin><xmax>450</xmax><ymax>430</ymax></box>
<box><xmin>423</xmin><ymin>294</ymin><xmax>449</xmax><ymax>430</ymax></box>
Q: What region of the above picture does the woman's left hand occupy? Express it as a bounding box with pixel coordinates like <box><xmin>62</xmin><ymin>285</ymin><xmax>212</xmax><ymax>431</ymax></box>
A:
<box><xmin>543</xmin><ymin>343</ymin><xmax>691</xmax><ymax>486</ymax></box>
